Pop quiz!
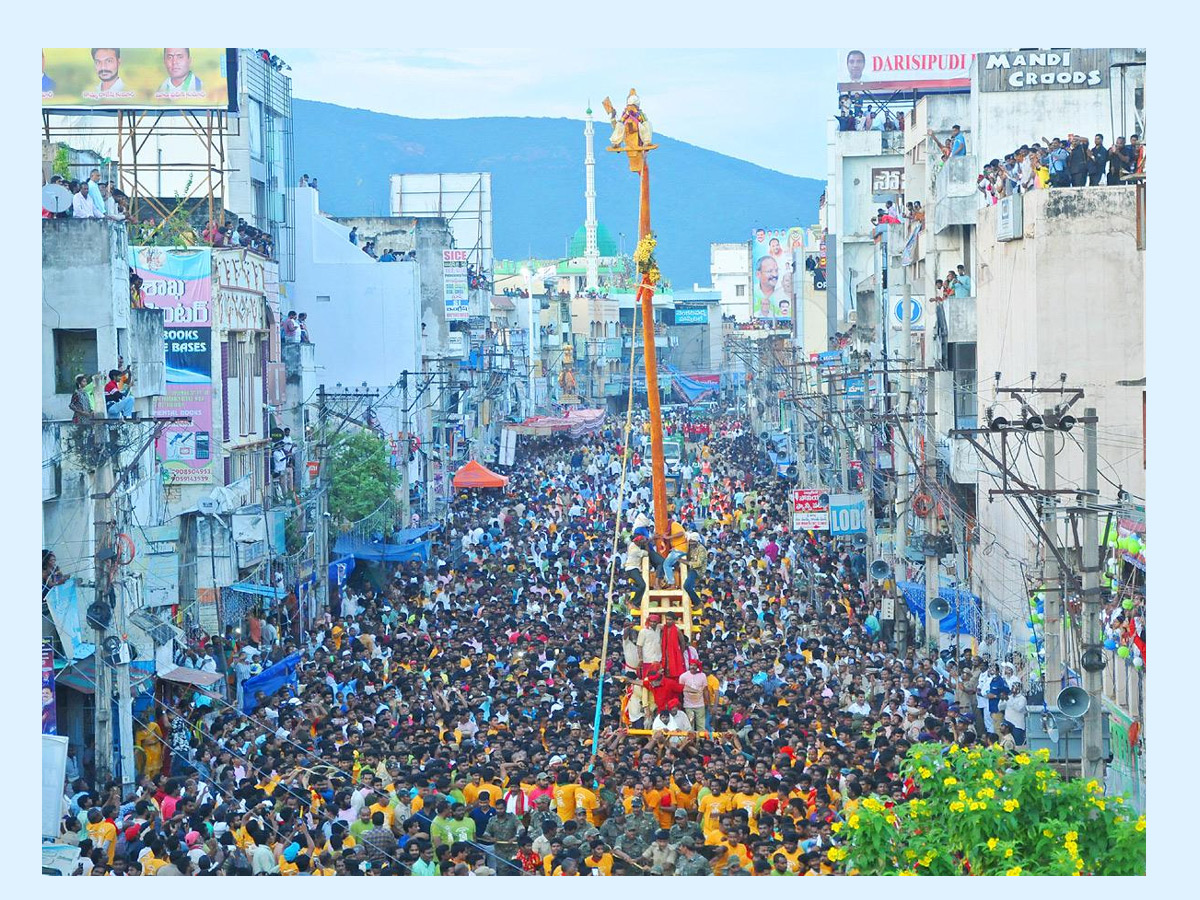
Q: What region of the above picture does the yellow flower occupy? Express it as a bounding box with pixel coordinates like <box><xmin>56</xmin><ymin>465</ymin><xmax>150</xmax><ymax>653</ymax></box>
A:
<box><xmin>899</xmin><ymin>870</ymin><xmax>917</xmax><ymax>876</ymax></box>
<box><xmin>949</xmin><ymin>801</ymin><xmax>966</xmax><ymax>813</ymax></box>
<box><xmin>1090</xmin><ymin>798</ymin><xmax>1107</xmax><ymax>811</ymax></box>
<box><xmin>1065</xmin><ymin>841</ymin><xmax>1078</xmax><ymax>857</ymax></box>
<box><xmin>1043</xmin><ymin>829</ymin><xmax>1054</xmax><ymax>838</ymax></box>
<box><xmin>943</xmin><ymin>776</ymin><xmax>958</xmax><ymax>786</ymax></box>
<box><xmin>1085</xmin><ymin>779</ymin><xmax>1100</xmax><ymax>793</ymax></box>
<box><xmin>918</xmin><ymin>767</ymin><xmax>932</xmax><ymax>779</ymax></box>
<box><xmin>1064</xmin><ymin>831</ymin><xmax>1078</xmax><ymax>843</ymax></box>
<box><xmin>949</xmin><ymin>744</ymin><xmax>960</xmax><ymax>754</ymax></box>
<box><xmin>1115</xmin><ymin>796</ymin><xmax>1125</xmax><ymax>804</ymax></box>
<box><xmin>1075</xmin><ymin>858</ymin><xmax>1084</xmax><ymax>871</ymax></box>
<box><xmin>1015</xmin><ymin>753</ymin><xmax>1032</xmax><ymax>765</ymax></box>
<box><xmin>1004</xmin><ymin>848</ymin><xmax>1013</xmax><ymax>858</ymax></box>
<box><xmin>904</xmin><ymin>850</ymin><xmax>917</xmax><ymax>860</ymax></box>
<box><xmin>1002</xmin><ymin>799</ymin><xmax>1020</xmax><ymax>812</ymax></box>
<box><xmin>957</xmin><ymin>790</ymin><xmax>967</xmax><ymax>801</ymax></box>
<box><xmin>1135</xmin><ymin>816</ymin><xmax>1146</xmax><ymax>832</ymax></box>
<box><xmin>1035</xmin><ymin>748</ymin><xmax>1051</xmax><ymax>761</ymax></box>
<box><xmin>830</xmin><ymin>822</ymin><xmax>842</xmax><ymax>833</ymax></box>
<box><xmin>968</xmin><ymin>801</ymin><xmax>981</xmax><ymax>811</ymax></box>
<box><xmin>885</xmin><ymin>814</ymin><xmax>897</xmax><ymax>826</ymax></box>
<box><xmin>848</xmin><ymin>814</ymin><xmax>861</xmax><ymax>830</ymax></box>
<box><xmin>987</xmin><ymin>838</ymin><xmax>999</xmax><ymax>851</ymax></box>
<box><xmin>1006</xmin><ymin>866</ymin><xmax>1022</xmax><ymax>876</ymax></box>
<box><xmin>982</xmin><ymin>770</ymin><xmax>996</xmax><ymax>781</ymax></box>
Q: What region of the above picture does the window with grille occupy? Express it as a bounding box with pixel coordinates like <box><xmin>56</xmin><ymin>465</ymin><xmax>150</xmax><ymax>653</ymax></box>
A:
<box><xmin>948</xmin><ymin>342</ymin><xmax>977</xmax><ymax>430</ymax></box>
<box><xmin>53</xmin><ymin>329</ymin><xmax>98</xmax><ymax>394</ymax></box>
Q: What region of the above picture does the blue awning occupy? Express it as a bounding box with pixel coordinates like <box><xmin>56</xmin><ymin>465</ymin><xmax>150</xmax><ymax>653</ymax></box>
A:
<box><xmin>897</xmin><ymin>581</ymin><xmax>982</xmax><ymax>636</ymax></box>
<box><xmin>229</xmin><ymin>582</ymin><xmax>287</xmax><ymax>600</ymax></box>
<box><xmin>333</xmin><ymin>536</ymin><xmax>431</xmax><ymax>564</ymax></box>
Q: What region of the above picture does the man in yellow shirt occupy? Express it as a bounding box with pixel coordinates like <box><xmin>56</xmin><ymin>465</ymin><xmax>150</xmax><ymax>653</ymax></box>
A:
<box><xmin>553</xmin><ymin>772</ymin><xmax>578</xmax><ymax>822</ymax></box>
<box><xmin>584</xmin><ymin>840</ymin><xmax>614</xmax><ymax>875</ymax></box>
<box><xmin>85</xmin><ymin>809</ymin><xmax>118</xmax><ymax>865</ymax></box>
<box><xmin>697</xmin><ymin>779</ymin><xmax>733</xmax><ymax>835</ymax></box>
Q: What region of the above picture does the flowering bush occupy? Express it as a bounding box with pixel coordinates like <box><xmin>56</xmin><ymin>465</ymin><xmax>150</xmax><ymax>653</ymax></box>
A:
<box><xmin>834</xmin><ymin>742</ymin><xmax>1145</xmax><ymax>876</ymax></box>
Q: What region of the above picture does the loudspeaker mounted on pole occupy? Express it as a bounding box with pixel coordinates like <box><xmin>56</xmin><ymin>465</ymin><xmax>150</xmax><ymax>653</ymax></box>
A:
<box><xmin>870</xmin><ymin>559</ymin><xmax>891</xmax><ymax>581</ymax></box>
<box><xmin>929</xmin><ymin>596</ymin><xmax>952</xmax><ymax>619</ymax></box>
<box><xmin>1057</xmin><ymin>685</ymin><xmax>1091</xmax><ymax>718</ymax></box>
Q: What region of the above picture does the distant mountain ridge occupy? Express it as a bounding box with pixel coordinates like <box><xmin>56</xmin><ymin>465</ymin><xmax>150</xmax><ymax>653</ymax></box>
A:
<box><xmin>293</xmin><ymin>99</ymin><xmax>825</xmax><ymax>289</ymax></box>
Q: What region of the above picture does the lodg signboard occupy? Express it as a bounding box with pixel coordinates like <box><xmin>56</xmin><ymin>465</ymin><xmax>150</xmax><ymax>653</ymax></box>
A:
<box><xmin>978</xmin><ymin>49</ymin><xmax>1110</xmax><ymax>92</ymax></box>
<box><xmin>792</xmin><ymin>489</ymin><xmax>830</xmax><ymax>531</ymax></box>
<box><xmin>829</xmin><ymin>493</ymin><xmax>868</xmax><ymax>535</ymax></box>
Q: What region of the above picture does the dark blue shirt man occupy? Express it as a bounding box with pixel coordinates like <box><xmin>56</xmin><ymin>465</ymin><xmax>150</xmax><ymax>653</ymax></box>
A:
<box><xmin>1088</xmin><ymin>135</ymin><xmax>1109</xmax><ymax>186</ymax></box>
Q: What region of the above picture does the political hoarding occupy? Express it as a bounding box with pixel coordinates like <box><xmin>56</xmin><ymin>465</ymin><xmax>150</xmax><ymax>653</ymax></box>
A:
<box><xmin>750</xmin><ymin>227</ymin><xmax>802</xmax><ymax>322</ymax></box>
<box><xmin>130</xmin><ymin>247</ymin><xmax>215</xmax><ymax>484</ymax></box>
<box><xmin>792</xmin><ymin>488</ymin><xmax>830</xmax><ymax>531</ymax></box>
<box><xmin>43</xmin><ymin>48</ymin><xmax>234</xmax><ymax>110</ymax></box>
<box><xmin>443</xmin><ymin>249</ymin><xmax>470</xmax><ymax>321</ymax></box>
<box><xmin>837</xmin><ymin>49</ymin><xmax>974</xmax><ymax>94</ymax></box>
<box><xmin>829</xmin><ymin>493</ymin><xmax>868</xmax><ymax>535</ymax></box>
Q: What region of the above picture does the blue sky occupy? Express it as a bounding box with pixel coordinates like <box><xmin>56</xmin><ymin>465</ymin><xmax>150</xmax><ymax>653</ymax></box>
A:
<box><xmin>281</xmin><ymin>49</ymin><xmax>836</xmax><ymax>179</ymax></box>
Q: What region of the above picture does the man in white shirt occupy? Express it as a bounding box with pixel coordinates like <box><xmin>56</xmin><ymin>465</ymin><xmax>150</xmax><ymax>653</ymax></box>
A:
<box><xmin>650</xmin><ymin>700</ymin><xmax>695</xmax><ymax>754</ymax></box>
<box><xmin>1003</xmin><ymin>682</ymin><xmax>1028</xmax><ymax>746</ymax></box>
<box><xmin>158</xmin><ymin>48</ymin><xmax>204</xmax><ymax>94</ymax></box>
<box><xmin>678</xmin><ymin>660</ymin><xmax>710</xmax><ymax>732</ymax></box>
<box><xmin>976</xmin><ymin>664</ymin><xmax>993</xmax><ymax>735</ymax></box>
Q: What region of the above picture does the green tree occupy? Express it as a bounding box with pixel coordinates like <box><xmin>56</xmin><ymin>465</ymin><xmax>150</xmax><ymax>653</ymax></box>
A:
<box><xmin>326</xmin><ymin>428</ymin><xmax>399</xmax><ymax>523</ymax></box>
<box><xmin>832</xmin><ymin>743</ymin><xmax>1145</xmax><ymax>876</ymax></box>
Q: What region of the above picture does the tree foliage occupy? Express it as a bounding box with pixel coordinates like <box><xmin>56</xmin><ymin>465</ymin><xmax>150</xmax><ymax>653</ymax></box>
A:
<box><xmin>326</xmin><ymin>428</ymin><xmax>399</xmax><ymax>524</ymax></box>
<box><xmin>833</xmin><ymin>742</ymin><xmax>1145</xmax><ymax>876</ymax></box>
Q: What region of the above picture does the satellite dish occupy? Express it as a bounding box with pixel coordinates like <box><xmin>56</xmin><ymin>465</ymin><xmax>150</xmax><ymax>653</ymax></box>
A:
<box><xmin>43</xmin><ymin>184</ymin><xmax>73</xmax><ymax>214</ymax></box>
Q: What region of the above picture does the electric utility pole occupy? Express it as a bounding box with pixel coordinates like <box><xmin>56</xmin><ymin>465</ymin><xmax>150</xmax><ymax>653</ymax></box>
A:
<box><xmin>1081</xmin><ymin>408</ymin><xmax>1104</xmax><ymax>782</ymax></box>
<box><xmin>92</xmin><ymin>439</ymin><xmax>114</xmax><ymax>788</ymax></box>
<box><xmin>1042</xmin><ymin>409</ymin><xmax>1063</xmax><ymax>691</ymax></box>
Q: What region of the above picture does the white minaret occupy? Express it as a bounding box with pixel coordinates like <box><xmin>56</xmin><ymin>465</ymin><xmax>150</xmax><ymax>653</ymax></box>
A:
<box><xmin>584</xmin><ymin>103</ymin><xmax>600</xmax><ymax>291</ymax></box>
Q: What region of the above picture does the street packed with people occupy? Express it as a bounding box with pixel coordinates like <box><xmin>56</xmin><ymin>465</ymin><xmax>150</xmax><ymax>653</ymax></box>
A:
<box><xmin>54</xmin><ymin>408</ymin><xmax>1056</xmax><ymax>876</ymax></box>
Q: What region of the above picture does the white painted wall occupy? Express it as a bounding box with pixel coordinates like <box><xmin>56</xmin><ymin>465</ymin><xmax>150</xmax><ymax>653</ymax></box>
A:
<box><xmin>710</xmin><ymin>242</ymin><xmax>751</xmax><ymax>321</ymax></box>
<box><xmin>290</xmin><ymin>187</ymin><xmax>421</xmax><ymax>435</ymax></box>
<box><xmin>973</xmin><ymin>186</ymin><xmax>1144</xmax><ymax>634</ymax></box>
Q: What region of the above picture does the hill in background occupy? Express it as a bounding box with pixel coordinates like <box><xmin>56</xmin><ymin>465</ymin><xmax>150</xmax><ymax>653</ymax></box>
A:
<box><xmin>293</xmin><ymin>99</ymin><xmax>825</xmax><ymax>289</ymax></box>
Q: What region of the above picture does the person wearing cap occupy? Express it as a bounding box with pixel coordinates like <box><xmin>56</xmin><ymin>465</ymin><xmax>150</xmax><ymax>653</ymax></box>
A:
<box><xmin>612</xmin><ymin>822</ymin><xmax>650</xmax><ymax>872</ymax></box>
<box><xmin>639</xmin><ymin>828</ymin><xmax>678</xmax><ymax>873</ymax></box>
<box><xmin>674</xmin><ymin>836</ymin><xmax>712</xmax><ymax>875</ymax></box>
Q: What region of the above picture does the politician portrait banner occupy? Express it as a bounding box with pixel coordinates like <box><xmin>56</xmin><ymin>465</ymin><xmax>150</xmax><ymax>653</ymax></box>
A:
<box><xmin>750</xmin><ymin>227</ymin><xmax>802</xmax><ymax>322</ymax></box>
<box><xmin>43</xmin><ymin>48</ymin><xmax>233</xmax><ymax>110</ymax></box>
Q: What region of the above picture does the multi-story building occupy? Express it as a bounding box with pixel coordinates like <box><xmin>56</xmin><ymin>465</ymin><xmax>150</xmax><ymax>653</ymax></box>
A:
<box><xmin>42</xmin><ymin>217</ymin><xmax>168</xmax><ymax>754</ymax></box>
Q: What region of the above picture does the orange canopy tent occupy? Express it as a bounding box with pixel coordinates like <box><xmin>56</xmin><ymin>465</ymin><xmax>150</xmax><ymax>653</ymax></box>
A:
<box><xmin>452</xmin><ymin>460</ymin><xmax>509</xmax><ymax>489</ymax></box>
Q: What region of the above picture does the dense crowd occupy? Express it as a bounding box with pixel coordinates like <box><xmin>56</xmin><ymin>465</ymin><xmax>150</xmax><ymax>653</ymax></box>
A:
<box><xmin>53</xmin><ymin>410</ymin><xmax>1032</xmax><ymax>876</ymax></box>
<box><xmin>978</xmin><ymin>133</ymin><xmax>1144</xmax><ymax>203</ymax></box>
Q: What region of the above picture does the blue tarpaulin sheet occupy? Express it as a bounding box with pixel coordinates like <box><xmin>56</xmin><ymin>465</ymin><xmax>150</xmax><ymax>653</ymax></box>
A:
<box><xmin>332</xmin><ymin>536</ymin><xmax>431</xmax><ymax>564</ymax></box>
<box><xmin>241</xmin><ymin>652</ymin><xmax>302</xmax><ymax>713</ymax></box>
<box><xmin>229</xmin><ymin>582</ymin><xmax>286</xmax><ymax>600</ymax></box>
<box><xmin>897</xmin><ymin>581</ymin><xmax>982</xmax><ymax>636</ymax></box>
